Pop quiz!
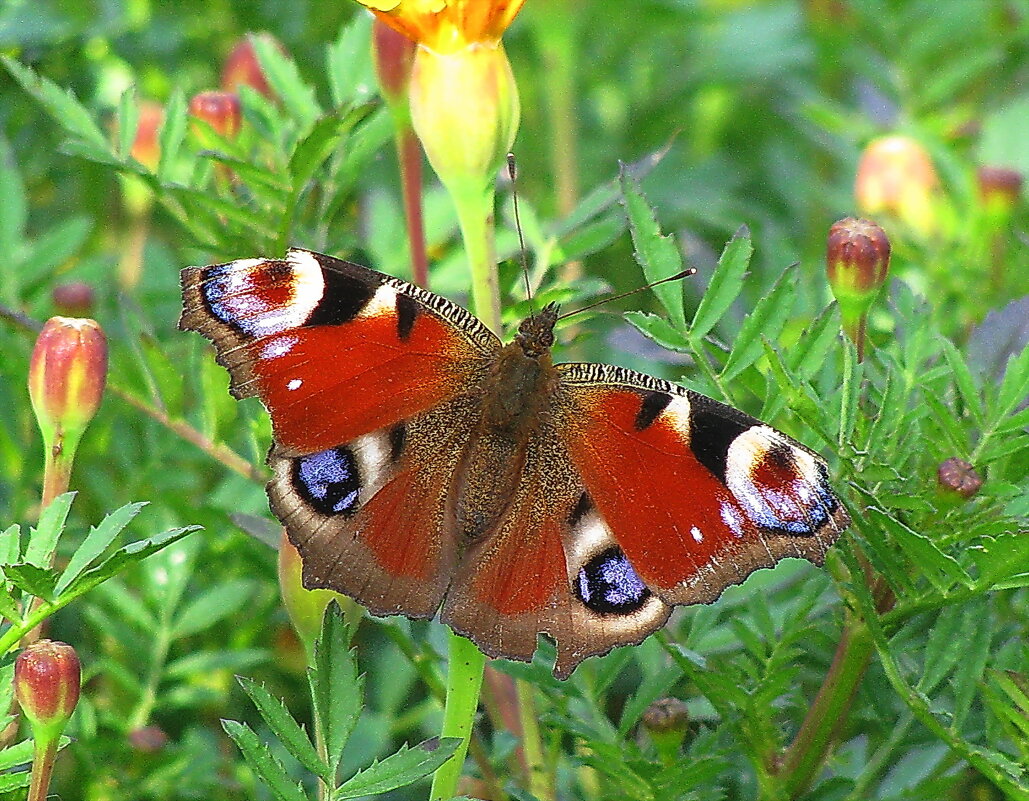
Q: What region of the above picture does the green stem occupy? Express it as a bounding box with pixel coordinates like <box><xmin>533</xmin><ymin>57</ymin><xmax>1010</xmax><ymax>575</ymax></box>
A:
<box><xmin>516</xmin><ymin>678</ymin><xmax>553</xmax><ymax>801</ymax></box>
<box><xmin>429</xmin><ymin>632</ymin><xmax>486</xmax><ymax>801</ymax></box>
<box><xmin>27</xmin><ymin>735</ymin><xmax>59</xmax><ymax>801</ymax></box>
<box><xmin>128</xmin><ymin>617</ymin><xmax>173</xmax><ymax>731</ymax></box>
<box><xmin>451</xmin><ymin>182</ymin><xmax>501</xmax><ymax>333</ymax></box>
<box><xmin>777</xmin><ymin>614</ymin><xmax>874</xmax><ymax>797</ymax></box>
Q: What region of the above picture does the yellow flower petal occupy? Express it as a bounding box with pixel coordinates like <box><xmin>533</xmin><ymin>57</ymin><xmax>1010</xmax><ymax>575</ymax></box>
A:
<box><xmin>357</xmin><ymin>0</ymin><xmax>525</xmax><ymax>51</ymax></box>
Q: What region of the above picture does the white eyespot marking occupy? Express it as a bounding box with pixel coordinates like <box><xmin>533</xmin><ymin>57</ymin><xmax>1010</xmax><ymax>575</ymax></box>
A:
<box><xmin>348</xmin><ymin>431</ymin><xmax>392</xmax><ymax>497</ymax></box>
<box><xmin>720</xmin><ymin>501</ymin><xmax>746</xmax><ymax>538</ymax></box>
<box><xmin>661</xmin><ymin>395</ymin><xmax>693</xmax><ymax>437</ymax></box>
<box><xmin>287</xmin><ymin>378</ymin><xmax>303</xmax><ymax>391</ymax></box>
<box><xmin>691</xmin><ymin>526</ymin><xmax>704</xmax><ymax>542</ymax></box>
<box><xmin>360</xmin><ymin>284</ymin><xmax>399</xmax><ymax>318</ymax></box>
<box><xmin>261</xmin><ymin>334</ymin><xmax>298</xmax><ymax>360</ymax></box>
<box><xmin>565</xmin><ymin>511</ymin><xmax>616</xmax><ymax>582</ymax></box>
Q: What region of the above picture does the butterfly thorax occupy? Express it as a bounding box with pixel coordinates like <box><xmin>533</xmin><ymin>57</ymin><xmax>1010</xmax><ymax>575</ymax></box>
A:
<box><xmin>454</xmin><ymin>307</ymin><xmax>561</xmax><ymax>540</ymax></box>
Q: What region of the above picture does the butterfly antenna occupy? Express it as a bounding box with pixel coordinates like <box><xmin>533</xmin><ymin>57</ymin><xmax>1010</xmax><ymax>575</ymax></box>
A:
<box><xmin>557</xmin><ymin>268</ymin><xmax>697</xmax><ymax>321</ymax></box>
<box><xmin>507</xmin><ymin>153</ymin><xmax>535</xmax><ymax>314</ymax></box>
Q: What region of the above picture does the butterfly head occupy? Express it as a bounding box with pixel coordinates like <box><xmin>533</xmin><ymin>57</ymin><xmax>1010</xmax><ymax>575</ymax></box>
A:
<box><xmin>515</xmin><ymin>302</ymin><xmax>559</xmax><ymax>358</ymax></box>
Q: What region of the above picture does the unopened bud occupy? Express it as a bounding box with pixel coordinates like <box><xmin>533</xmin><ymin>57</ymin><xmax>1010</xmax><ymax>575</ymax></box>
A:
<box><xmin>977</xmin><ymin>166</ymin><xmax>1023</xmax><ymax>219</ymax></box>
<box><xmin>827</xmin><ymin>217</ymin><xmax>891</xmax><ymax>361</ymax></box>
<box><xmin>129</xmin><ymin>726</ymin><xmax>169</xmax><ymax>753</ymax></box>
<box><xmin>29</xmin><ymin>317</ymin><xmax>108</xmax><ymax>442</ymax></box>
<box><xmin>51</xmin><ymin>282</ymin><xmax>95</xmax><ymax>317</ymax></box>
<box><xmin>15</xmin><ymin>640</ymin><xmax>81</xmax><ymax>738</ymax></box>
<box><xmin>277</xmin><ymin>530</ymin><xmax>353</xmax><ymax>652</ymax></box>
<box><xmin>374</xmin><ymin>20</ymin><xmax>417</xmax><ymax>108</ymax></box>
<box><xmin>937</xmin><ymin>457</ymin><xmax>983</xmax><ymax>499</ymax></box>
<box><xmin>855</xmin><ymin>135</ymin><xmax>940</xmax><ymax>237</ymax></box>
<box><xmin>129</xmin><ymin>101</ymin><xmax>163</xmax><ymax>170</ymax></box>
<box><xmin>642</xmin><ymin>697</ymin><xmax>689</xmax><ymax>761</ymax></box>
<box><xmin>189</xmin><ymin>90</ymin><xmax>242</xmax><ymax>140</ymax></box>
<box><xmin>409</xmin><ymin>42</ymin><xmax>520</xmax><ymax>200</ymax></box>
<box><xmin>221</xmin><ymin>33</ymin><xmax>283</xmax><ymax>98</ymax></box>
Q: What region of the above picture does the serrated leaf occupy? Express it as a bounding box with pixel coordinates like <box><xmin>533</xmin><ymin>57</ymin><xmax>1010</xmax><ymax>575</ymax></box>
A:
<box><xmin>252</xmin><ymin>35</ymin><xmax>321</xmax><ymax>130</ymax></box>
<box><xmin>222</xmin><ymin>720</ymin><xmax>308</xmax><ymax>801</ymax></box>
<box><xmin>919</xmin><ymin>604</ymin><xmax>970</xmax><ymax>694</ymax></box>
<box><xmin>867</xmin><ymin>508</ymin><xmax>971</xmax><ymax>592</ymax></box>
<box><xmin>789</xmin><ymin>302</ymin><xmax>840</xmax><ymax>380</ymax></box>
<box><xmin>333</xmin><ymin>738</ymin><xmax>461</xmax><ymax>800</ymax></box>
<box><xmin>171</xmin><ymin>580</ymin><xmax>253</xmax><ymax>638</ymax></box>
<box><xmin>157</xmin><ymin>90</ymin><xmax>187</xmax><ymax>183</ymax></box>
<box><xmin>310</xmin><ymin>603</ymin><xmax>362</xmax><ymax>776</ymax></box>
<box><xmin>62</xmin><ymin>526</ymin><xmax>198</xmax><ymax>600</ymax></box>
<box><xmin>951</xmin><ymin>598</ymin><xmax>993</xmax><ymax>729</ymax></box>
<box><xmin>0</xmin><ymin>771</ymin><xmax>32</xmax><ymax>791</ymax></box>
<box><xmin>940</xmin><ymin>338</ymin><xmax>985</xmax><ymax>428</ymax></box>
<box><xmin>2</xmin><ymin>56</ymin><xmax>108</xmax><ymax>149</ymax></box>
<box><xmin>0</xmin><ymin>736</ymin><xmax>66</xmax><ymax>771</ymax></box>
<box><xmin>25</xmin><ymin>492</ymin><xmax>74</xmax><ymax>567</ymax></box>
<box><xmin>0</xmin><ymin>585</ymin><xmax>21</xmax><ymax>624</ymax></box>
<box><xmin>56</xmin><ymin>502</ymin><xmax>146</xmax><ymax>595</ymax></box>
<box><xmin>689</xmin><ymin>227</ymin><xmax>751</xmax><ymax>343</ymax></box>
<box><xmin>289</xmin><ymin>115</ymin><xmax>349</xmax><ymax>191</ymax></box>
<box><xmin>238</xmin><ymin>677</ymin><xmax>329</xmax><ymax>782</ymax></box>
<box><xmin>0</xmin><ymin>524</ymin><xmax>20</xmax><ymax>565</ymax></box>
<box><xmin>720</xmin><ymin>263</ymin><xmax>797</xmax><ymax>382</ymax></box>
<box><xmin>619</xmin><ymin>167</ymin><xmax>686</xmax><ymax>331</ymax></box>
<box><xmin>327</xmin><ymin>12</ymin><xmax>374</xmax><ymax>108</ymax></box>
<box><xmin>3</xmin><ymin>564</ymin><xmax>59</xmax><ymax>601</ymax></box>
<box><xmin>972</xmin><ymin>533</ymin><xmax>1029</xmax><ymax>590</ymax></box>
<box><xmin>624</xmin><ymin>311</ymin><xmax>691</xmax><ymax>353</ymax></box>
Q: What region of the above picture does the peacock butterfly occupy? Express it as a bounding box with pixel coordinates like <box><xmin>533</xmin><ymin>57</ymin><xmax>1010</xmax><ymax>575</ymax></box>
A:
<box><xmin>180</xmin><ymin>249</ymin><xmax>848</xmax><ymax>678</ymax></box>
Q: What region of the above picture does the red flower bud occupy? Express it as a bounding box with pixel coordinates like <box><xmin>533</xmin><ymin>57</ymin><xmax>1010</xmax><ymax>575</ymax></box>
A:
<box><xmin>977</xmin><ymin>166</ymin><xmax>1023</xmax><ymax>218</ymax></box>
<box><xmin>373</xmin><ymin>20</ymin><xmax>417</xmax><ymax>107</ymax></box>
<box><xmin>15</xmin><ymin>640</ymin><xmax>81</xmax><ymax>737</ymax></box>
<box><xmin>221</xmin><ymin>33</ymin><xmax>283</xmax><ymax>99</ymax></box>
<box><xmin>51</xmin><ymin>282</ymin><xmax>96</xmax><ymax>317</ymax></box>
<box><xmin>827</xmin><ymin>218</ymin><xmax>891</xmax><ymax>360</ymax></box>
<box><xmin>642</xmin><ymin>697</ymin><xmax>689</xmax><ymax>762</ymax></box>
<box><xmin>130</xmin><ymin>101</ymin><xmax>163</xmax><ymax>171</ymax></box>
<box><xmin>855</xmin><ymin>135</ymin><xmax>940</xmax><ymax>237</ymax></box>
<box><xmin>937</xmin><ymin>457</ymin><xmax>983</xmax><ymax>499</ymax></box>
<box><xmin>29</xmin><ymin>317</ymin><xmax>108</xmax><ymax>442</ymax></box>
<box><xmin>189</xmin><ymin>91</ymin><xmax>242</xmax><ymax>139</ymax></box>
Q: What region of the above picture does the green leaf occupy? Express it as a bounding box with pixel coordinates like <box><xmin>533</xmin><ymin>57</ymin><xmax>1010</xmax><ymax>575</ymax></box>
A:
<box><xmin>0</xmin><ymin>524</ymin><xmax>20</xmax><ymax>564</ymax></box>
<box><xmin>940</xmin><ymin>338</ymin><xmax>985</xmax><ymax>429</ymax></box>
<box><xmin>252</xmin><ymin>34</ymin><xmax>321</xmax><ymax>130</ymax></box>
<box><xmin>25</xmin><ymin>492</ymin><xmax>74</xmax><ymax>568</ymax></box>
<box><xmin>0</xmin><ymin>738</ymin><xmax>33</xmax><ymax>772</ymax></box>
<box><xmin>619</xmin><ymin>167</ymin><xmax>686</xmax><ymax>331</ymax></box>
<box><xmin>0</xmin><ymin>137</ymin><xmax>27</xmax><ymax>266</ymax></box>
<box><xmin>157</xmin><ymin>89</ymin><xmax>187</xmax><ymax>183</ymax></box>
<box><xmin>951</xmin><ymin>598</ymin><xmax>992</xmax><ymax>729</ymax></box>
<box><xmin>972</xmin><ymin>532</ymin><xmax>1029</xmax><ymax>590</ymax></box>
<box><xmin>327</xmin><ymin>12</ymin><xmax>375</xmax><ymax>108</ymax></box>
<box><xmin>117</xmin><ymin>85</ymin><xmax>139</xmax><ymax>160</ymax></box>
<box><xmin>309</xmin><ymin>602</ymin><xmax>362</xmax><ymax>777</ymax></box>
<box><xmin>56</xmin><ymin>502</ymin><xmax>147</xmax><ymax>595</ymax></box>
<box><xmin>624</xmin><ymin>311</ymin><xmax>691</xmax><ymax>353</ymax></box>
<box><xmin>0</xmin><ymin>771</ymin><xmax>32</xmax><ymax>791</ymax></box>
<box><xmin>866</xmin><ymin>508</ymin><xmax>971</xmax><ymax>592</ymax></box>
<box><xmin>1</xmin><ymin>564</ymin><xmax>59</xmax><ymax>601</ymax></box>
<box><xmin>171</xmin><ymin>580</ymin><xmax>253</xmax><ymax>638</ymax></box>
<box><xmin>62</xmin><ymin>526</ymin><xmax>199</xmax><ymax>600</ymax></box>
<box><xmin>689</xmin><ymin>227</ymin><xmax>751</xmax><ymax>343</ymax></box>
<box><xmin>0</xmin><ymin>585</ymin><xmax>21</xmax><ymax>625</ymax></box>
<box><xmin>720</xmin><ymin>263</ymin><xmax>797</xmax><ymax>382</ymax></box>
<box><xmin>289</xmin><ymin>115</ymin><xmax>350</xmax><ymax>192</ymax></box>
<box><xmin>222</xmin><ymin>720</ymin><xmax>308</xmax><ymax>801</ymax></box>
<box><xmin>333</xmin><ymin>738</ymin><xmax>461</xmax><ymax>800</ymax></box>
<box><xmin>238</xmin><ymin>677</ymin><xmax>329</xmax><ymax>783</ymax></box>
<box><xmin>1</xmin><ymin>56</ymin><xmax>108</xmax><ymax>149</ymax></box>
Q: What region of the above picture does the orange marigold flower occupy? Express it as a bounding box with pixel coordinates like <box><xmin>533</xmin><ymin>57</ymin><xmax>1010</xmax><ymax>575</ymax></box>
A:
<box><xmin>360</xmin><ymin>0</ymin><xmax>527</xmax><ymax>53</ymax></box>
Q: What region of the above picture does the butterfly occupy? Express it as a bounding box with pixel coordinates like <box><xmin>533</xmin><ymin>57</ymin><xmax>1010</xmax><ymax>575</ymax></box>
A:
<box><xmin>180</xmin><ymin>249</ymin><xmax>849</xmax><ymax>678</ymax></box>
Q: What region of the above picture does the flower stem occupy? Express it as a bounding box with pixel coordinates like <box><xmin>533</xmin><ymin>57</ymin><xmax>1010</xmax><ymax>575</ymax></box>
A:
<box><xmin>396</xmin><ymin>127</ymin><xmax>429</xmax><ymax>288</ymax></box>
<box><xmin>451</xmin><ymin>182</ymin><xmax>502</xmax><ymax>333</ymax></box>
<box><xmin>429</xmin><ymin>632</ymin><xmax>486</xmax><ymax>801</ymax></box>
<box><xmin>27</xmin><ymin>736</ymin><xmax>58</xmax><ymax>801</ymax></box>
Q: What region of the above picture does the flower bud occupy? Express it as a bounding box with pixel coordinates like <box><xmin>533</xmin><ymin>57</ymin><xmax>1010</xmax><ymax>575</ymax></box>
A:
<box><xmin>409</xmin><ymin>41</ymin><xmax>520</xmax><ymax>199</ymax></box>
<box><xmin>29</xmin><ymin>317</ymin><xmax>108</xmax><ymax>443</ymax></box>
<box><xmin>827</xmin><ymin>217</ymin><xmax>891</xmax><ymax>360</ymax></box>
<box><xmin>855</xmin><ymin>135</ymin><xmax>940</xmax><ymax>237</ymax></box>
<box><xmin>937</xmin><ymin>457</ymin><xmax>983</xmax><ymax>499</ymax></box>
<box><xmin>129</xmin><ymin>101</ymin><xmax>164</xmax><ymax>171</ymax></box>
<box><xmin>129</xmin><ymin>726</ymin><xmax>169</xmax><ymax>753</ymax></box>
<box><xmin>277</xmin><ymin>530</ymin><xmax>354</xmax><ymax>652</ymax></box>
<box><xmin>221</xmin><ymin>33</ymin><xmax>283</xmax><ymax>98</ymax></box>
<box><xmin>374</xmin><ymin>20</ymin><xmax>417</xmax><ymax>108</ymax></box>
<box><xmin>15</xmin><ymin>640</ymin><xmax>81</xmax><ymax>738</ymax></box>
<box><xmin>51</xmin><ymin>282</ymin><xmax>95</xmax><ymax>317</ymax></box>
<box><xmin>189</xmin><ymin>90</ymin><xmax>242</xmax><ymax>140</ymax></box>
<box><xmin>977</xmin><ymin>166</ymin><xmax>1023</xmax><ymax>220</ymax></box>
<box><xmin>642</xmin><ymin>697</ymin><xmax>689</xmax><ymax>761</ymax></box>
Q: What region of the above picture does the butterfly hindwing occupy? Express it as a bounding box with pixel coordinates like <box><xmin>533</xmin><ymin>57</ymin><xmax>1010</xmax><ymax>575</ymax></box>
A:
<box><xmin>555</xmin><ymin>363</ymin><xmax>848</xmax><ymax>607</ymax></box>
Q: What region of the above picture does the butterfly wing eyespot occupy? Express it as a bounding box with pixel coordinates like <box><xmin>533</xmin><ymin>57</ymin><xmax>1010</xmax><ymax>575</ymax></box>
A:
<box><xmin>556</xmin><ymin>362</ymin><xmax>848</xmax><ymax>610</ymax></box>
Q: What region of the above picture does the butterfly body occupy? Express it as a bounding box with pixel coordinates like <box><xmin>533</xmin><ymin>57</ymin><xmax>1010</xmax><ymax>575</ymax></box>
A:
<box><xmin>181</xmin><ymin>249</ymin><xmax>848</xmax><ymax>677</ymax></box>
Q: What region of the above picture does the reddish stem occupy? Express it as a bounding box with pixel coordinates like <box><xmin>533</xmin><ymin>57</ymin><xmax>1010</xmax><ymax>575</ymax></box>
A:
<box><xmin>397</xmin><ymin>128</ymin><xmax>429</xmax><ymax>288</ymax></box>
